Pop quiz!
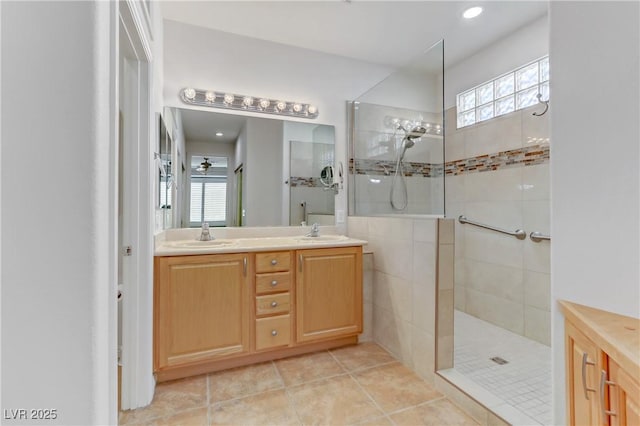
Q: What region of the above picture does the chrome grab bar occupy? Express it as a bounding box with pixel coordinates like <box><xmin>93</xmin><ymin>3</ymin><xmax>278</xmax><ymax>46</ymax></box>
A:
<box><xmin>530</xmin><ymin>231</ymin><xmax>551</xmax><ymax>242</ymax></box>
<box><xmin>458</xmin><ymin>215</ymin><xmax>526</xmax><ymax>240</ymax></box>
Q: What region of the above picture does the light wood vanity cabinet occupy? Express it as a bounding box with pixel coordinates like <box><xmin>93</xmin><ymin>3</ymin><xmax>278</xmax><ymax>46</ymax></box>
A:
<box><xmin>154</xmin><ymin>245</ymin><xmax>363</xmax><ymax>381</ymax></box>
<box><xmin>561</xmin><ymin>301</ymin><xmax>640</xmax><ymax>426</ymax></box>
<box><xmin>296</xmin><ymin>246</ymin><xmax>363</xmax><ymax>343</ymax></box>
<box><xmin>154</xmin><ymin>253</ymin><xmax>251</xmax><ymax>370</ymax></box>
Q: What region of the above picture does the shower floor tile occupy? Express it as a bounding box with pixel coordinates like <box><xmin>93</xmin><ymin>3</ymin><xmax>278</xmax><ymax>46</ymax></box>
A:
<box><xmin>453</xmin><ymin>310</ymin><xmax>552</xmax><ymax>425</ymax></box>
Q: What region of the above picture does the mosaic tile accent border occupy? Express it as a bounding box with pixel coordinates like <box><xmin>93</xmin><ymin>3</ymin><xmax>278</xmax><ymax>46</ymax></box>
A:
<box><xmin>444</xmin><ymin>144</ymin><xmax>549</xmax><ymax>176</ymax></box>
<box><xmin>289</xmin><ymin>177</ymin><xmax>325</xmax><ymax>188</ymax></box>
<box><xmin>349</xmin><ymin>144</ymin><xmax>549</xmax><ymax>178</ymax></box>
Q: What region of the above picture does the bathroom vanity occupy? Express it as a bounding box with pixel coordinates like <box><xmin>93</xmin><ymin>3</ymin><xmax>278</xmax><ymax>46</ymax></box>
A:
<box><xmin>153</xmin><ymin>232</ymin><xmax>365</xmax><ymax>382</ymax></box>
<box><xmin>561</xmin><ymin>301</ymin><xmax>640</xmax><ymax>426</ymax></box>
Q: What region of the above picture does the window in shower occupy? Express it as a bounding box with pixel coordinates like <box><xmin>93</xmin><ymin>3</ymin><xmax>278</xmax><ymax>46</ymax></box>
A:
<box><xmin>348</xmin><ymin>40</ymin><xmax>444</xmax><ymax>216</ymax></box>
<box><xmin>457</xmin><ymin>56</ymin><xmax>549</xmax><ymax>128</ymax></box>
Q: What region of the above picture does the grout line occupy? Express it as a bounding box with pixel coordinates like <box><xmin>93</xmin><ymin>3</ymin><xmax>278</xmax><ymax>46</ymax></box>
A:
<box><xmin>272</xmin><ymin>360</ymin><xmax>304</xmax><ymax>426</ymax></box>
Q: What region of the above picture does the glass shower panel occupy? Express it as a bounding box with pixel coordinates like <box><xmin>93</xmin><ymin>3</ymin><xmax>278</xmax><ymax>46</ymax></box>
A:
<box><xmin>348</xmin><ymin>40</ymin><xmax>444</xmax><ymax>217</ymax></box>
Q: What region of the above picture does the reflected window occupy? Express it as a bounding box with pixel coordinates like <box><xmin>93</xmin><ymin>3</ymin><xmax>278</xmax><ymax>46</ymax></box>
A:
<box><xmin>190</xmin><ymin>177</ymin><xmax>226</xmax><ymax>227</ymax></box>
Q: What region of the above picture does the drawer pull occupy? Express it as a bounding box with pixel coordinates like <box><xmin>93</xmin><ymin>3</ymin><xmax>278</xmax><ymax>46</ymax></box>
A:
<box><xmin>271</xmin><ymin>280</ymin><xmax>278</xmax><ymax>287</ymax></box>
<box><xmin>600</xmin><ymin>370</ymin><xmax>617</xmax><ymax>418</ymax></box>
<box><xmin>271</xmin><ymin>330</ymin><xmax>278</xmax><ymax>336</ymax></box>
<box><xmin>271</xmin><ymin>259</ymin><xmax>277</xmax><ymax>265</ymax></box>
<box><xmin>270</xmin><ymin>301</ymin><xmax>278</xmax><ymax>308</ymax></box>
<box><xmin>581</xmin><ymin>352</ymin><xmax>596</xmax><ymax>400</ymax></box>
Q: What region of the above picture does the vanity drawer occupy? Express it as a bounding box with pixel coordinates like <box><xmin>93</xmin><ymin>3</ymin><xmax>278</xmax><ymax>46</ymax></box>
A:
<box><xmin>256</xmin><ymin>293</ymin><xmax>290</xmax><ymax>316</ymax></box>
<box><xmin>256</xmin><ymin>272</ymin><xmax>291</xmax><ymax>294</ymax></box>
<box><xmin>255</xmin><ymin>251</ymin><xmax>291</xmax><ymax>273</ymax></box>
<box><xmin>255</xmin><ymin>314</ymin><xmax>291</xmax><ymax>350</ymax></box>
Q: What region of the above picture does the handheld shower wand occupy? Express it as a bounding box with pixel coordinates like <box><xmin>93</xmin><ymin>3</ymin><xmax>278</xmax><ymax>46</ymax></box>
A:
<box><xmin>390</xmin><ymin>125</ymin><xmax>427</xmax><ymax>210</ymax></box>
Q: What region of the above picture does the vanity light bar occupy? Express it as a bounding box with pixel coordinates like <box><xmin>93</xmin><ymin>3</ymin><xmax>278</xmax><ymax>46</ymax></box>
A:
<box><xmin>383</xmin><ymin>115</ymin><xmax>443</xmax><ymax>136</ymax></box>
<box><xmin>180</xmin><ymin>88</ymin><xmax>319</xmax><ymax>119</ymax></box>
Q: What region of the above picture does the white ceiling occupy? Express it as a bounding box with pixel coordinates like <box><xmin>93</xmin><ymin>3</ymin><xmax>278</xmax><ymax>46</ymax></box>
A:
<box><xmin>178</xmin><ymin>108</ymin><xmax>247</xmax><ymax>143</ymax></box>
<box><xmin>161</xmin><ymin>1</ymin><xmax>548</xmax><ymax>68</ymax></box>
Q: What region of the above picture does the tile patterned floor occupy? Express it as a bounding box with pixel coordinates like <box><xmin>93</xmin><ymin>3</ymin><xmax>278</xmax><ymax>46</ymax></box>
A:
<box><xmin>120</xmin><ymin>343</ymin><xmax>478</xmax><ymax>426</ymax></box>
<box><xmin>454</xmin><ymin>310</ymin><xmax>552</xmax><ymax>425</ymax></box>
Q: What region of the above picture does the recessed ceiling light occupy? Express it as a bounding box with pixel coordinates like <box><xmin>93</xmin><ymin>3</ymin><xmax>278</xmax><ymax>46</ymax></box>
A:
<box><xmin>463</xmin><ymin>6</ymin><xmax>483</xmax><ymax>19</ymax></box>
<box><xmin>215</xmin><ymin>132</ymin><xmax>223</xmax><ymax>137</ymax></box>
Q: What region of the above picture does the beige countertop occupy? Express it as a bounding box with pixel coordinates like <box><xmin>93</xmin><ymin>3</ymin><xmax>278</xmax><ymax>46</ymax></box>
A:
<box><xmin>155</xmin><ymin>234</ymin><xmax>367</xmax><ymax>256</ymax></box>
<box><xmin>559</xmin><ymin>300</ymin><xmax>640</xmax><ymax>378</ymax></box>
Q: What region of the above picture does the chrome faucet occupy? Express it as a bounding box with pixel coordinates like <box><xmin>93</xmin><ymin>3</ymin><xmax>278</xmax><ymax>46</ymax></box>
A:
<box><xmin>198</xmin><ymin>222</ymin><xmax>214</xmax><ymax>241</ymax></box>
<box><xmin>306</xmin><ymin>223</ymin><xmax>320</xmax><ymax>237</ymax></box>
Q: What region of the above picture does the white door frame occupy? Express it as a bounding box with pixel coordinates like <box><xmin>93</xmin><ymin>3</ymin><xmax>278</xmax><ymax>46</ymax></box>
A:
<box><xmin>117</xmin><ymin>0</ymin><xmax>155</xmax><ymax>410</ymax></box>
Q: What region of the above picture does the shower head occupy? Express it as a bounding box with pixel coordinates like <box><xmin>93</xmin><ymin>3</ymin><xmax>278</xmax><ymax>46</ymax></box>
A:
<box><xmin>401</xmin><ymin>125</ymin><xmax>427</xmax><ymax>150</ymax></box>
<box><xmin>406</xmin><ymin>125</ymin><xmax>427</xmax><ymax>140</ymax></box>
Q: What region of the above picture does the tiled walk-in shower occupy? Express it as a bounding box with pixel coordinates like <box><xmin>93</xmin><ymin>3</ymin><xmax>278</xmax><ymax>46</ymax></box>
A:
<box><xmin>452</xmin><ymin>310</ymin><xmax>551</xmax><ymax>425</ymax></box>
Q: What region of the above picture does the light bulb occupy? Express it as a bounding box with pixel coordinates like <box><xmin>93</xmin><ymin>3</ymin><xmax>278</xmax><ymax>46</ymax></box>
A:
<box><xmin>463</xmin><ymin>6</ymin><xmax>483</xmax><ymax>19</ymax></box>
<box><xmin>259</xmin><ymin>98</ymin><xmax>270</xmax><ymax>109</ymax></box>
<box><xmin>293</xmin><ymin>103</ymin><xmax>303</xmax><ymax>113</ymax></box>
<box><xmin>184</xmin><ymin>88</ymin><xmax>196</xmax><ymax>100</ymax></box>
<box><xmin>242</xmin><ymin>96</ymin><xmax>253</xmax><ymax>107</ymax></box>
<box><xmin>205</xmin><ymin>91</ymin><xmax>215</xmax><ymax>102</ymax></box>
<box><xmin>215</xmin><ymin>132</ymin><xmax>223</xmax><ymax>137</ymax></box>
<box><xmin>307</xmin><ymin>105</ymin><xmax>318</xmax><ymax>115</ymax></box>
<box><xmin>276</xmin><ymin>101</ymin><xmax>287</xmax><ymax>111</ymax></box>
<box><xmin>223</xmin><ymin>93</ymin><xmax>234</xmax><ymax>104</ymax></box>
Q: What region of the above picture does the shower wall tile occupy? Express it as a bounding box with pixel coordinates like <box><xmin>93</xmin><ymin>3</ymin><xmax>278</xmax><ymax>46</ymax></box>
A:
<box><xmin>437</xmin><ymin>289</ymin><xmax>454</xmax><ymax>337</ymax></box>
<box><xmin>465</xmin><ymin>200</ymin><xmax>523</xmax><ymax>230</ymax></box>
<box><xmin>522</xmin><ymin>200</ymin><xmax>550</xmax><ymax>234</ymax></box>
<box><xmin>446</xmin><ymin>175</ymin><xmax>466</xmax><ymax>204</ymax></box>
<box><xmin>465</xmin><ymin>112</ymin><xmax>523</xmax><ymax>158</ymax></box>
<box><xmin>524</xmin><ymin>271</ymin><xmax>551</xmax><ymax>311</ymax></box>
<box><xmin>521</xmin><ymin>163</ymin><xmax>550</xmax><ymax>200</ymax></box>
<box><xmin>524</xmin><ymin>305</ymin><xmax>551</xmax><ymax>345</ymax></box>
<box><xmin>445</xmin><ymin>131</ymin><xmax>466</xmax><ymax>162</ymax></box>
<box><xmin>373</xmin><ymin>271</ymin><xmax>412</xmax><ymax>323</ymax></box>
<box><xmin>464</xmin><ymin>229</ymin><xmax>524</xmax><ymax>270</ymax></box>
<box><xmin>523</xmin><ymin>238</ymin><xmax>550</xmax><ymax>274</ymax></box>
<box><xmin>454</xmin><ymin>283</ymin><xmax>466</xmax><ymax>311</ymax></box>
<box><xmin>465</xmin><ymin>288</ymin><xmax>524</xmax><ymax>335</ymax></box>
<box><xmin>349</xmin><ymin>216</ymin><xmax>441</xmax><ymax>377</ymax></box>
<box><xmin>464</xmin><ymin>259</ymin><xmax>524</xmax><ymax>304</ymax></box>
<box><xmin>438</xmin><ymin>217</ymin><xmax>455</xmax><ymax>244</ymax></box>
<box><xmin>521</xmin><ymin>104</ymin><xmax>550</xmax><ymax>143</ymax></box>
<box><xmin>411</xmin><ymin>326</ymin><xmax>436</xmax><ymax>382</ymax></box>
<box><xmin>464</xmin><ymin>167</ymin><xmax>523</xmax><ymax>202</ymax></box>
<box><xmin>438</xmin><ymin>244</ymin><xmax>455</xmax><ymax>290</ymax></box>
<box><xmin>413</xmin><ymin>220</ymin><xmax>437</xmax><ymax>243</ymax></box>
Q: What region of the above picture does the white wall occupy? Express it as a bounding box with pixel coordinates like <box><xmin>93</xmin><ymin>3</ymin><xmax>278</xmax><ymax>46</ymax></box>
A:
<box><xmin>445</xmin><ymin>16</ymin><xmax>548</xmax><ymax>109</ymax></box>
<box><xmin>1</xmin><ymin>1</ymin><xmax>115</xmax><ymax>423</ymax></box>
<box><xmin>162</xmin><ymin>20</ymin><xmax>395</xmax><ymax>230</ymax></box>
<box><xmin>245</xmin><ymin>118</ymin><xmax>284</xmax><ymax>226</ymax></box>
<box><xmin>549</xmin><ymin>2</ymin><xmax>640</xmax><ymax>424</ymax></box>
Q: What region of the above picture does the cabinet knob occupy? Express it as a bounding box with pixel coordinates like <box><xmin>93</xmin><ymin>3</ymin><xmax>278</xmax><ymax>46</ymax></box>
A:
<box><xmin>271</xmin><ymin>259</ymin><xmax>277</xmax><ymax>265</ymax></box>
<box><xmin>271</xmin><ymin>330</ymin><xmax>278</xmax><ymax>336</ymax></box>
<box><xmin>271</xmin><ymin>280</ymin><xmax>278</xmax><ymax>287</ymax></box>
<box><xmin>270</xmin><ymin>301</ymin><xmax>278</xmax><ymax>308</ymax></box>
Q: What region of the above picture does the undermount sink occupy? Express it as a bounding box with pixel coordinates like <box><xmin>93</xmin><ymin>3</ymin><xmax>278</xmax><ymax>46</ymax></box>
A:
<box><xmin>166</xmin><ymin>239</ymin><xmax>236</xmax><ymax>248</ymax></box>
<box><xmin>295</xmin><ymin>235</ymin><xmax>348</xmax><ymax>242</ymax></box>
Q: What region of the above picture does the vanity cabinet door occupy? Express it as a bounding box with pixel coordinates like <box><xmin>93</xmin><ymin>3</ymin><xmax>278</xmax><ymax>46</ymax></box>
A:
<box><xmin>565</xmin><ymin>321</ymin><xmax>603</xmax><ymax>426</ymax></box>
<box><xmin>608</xmin><ymin>358</ymin><xmax>640</xmax><ymax>426</ymax></box>
<box><xmin>295</xmin><ymin>246</ymin><xmax>362</xmax><ymax>343</ymax></box>
<box><xmin>154</xmin><ymin>253</ymin><xmax>251</xmax><ymax>370</ymax></box>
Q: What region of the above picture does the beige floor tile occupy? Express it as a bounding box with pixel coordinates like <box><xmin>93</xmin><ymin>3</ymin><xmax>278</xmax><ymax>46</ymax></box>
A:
<box><xmin>288</xmin><ymin>375</ymin><xmax>383</xmax><ymax>425</ymax></box>
<box><xmin>390</xmin><ymin>399</ymin><xmax>479</xmax><ymax>426</ymax></box>
<box><xmin>119</xmin><ymin>376</ymin><xmax>208</xmax><ymax>424</ymax></box>
<box><xmin>274</xmin><ymin>350</ymin><xmax>346</xmax><ymax>386</ymax></box>
<box><xmin>354</xmin><ymin>415</ymin><xmax>394</xmax><ymax>425</ymax></box>
<box><xmin>210</xmin><ymin>389</ymin><xmax>299</xmax><ymax>426</ymax></box>
<box><xmin>354</xmin><ymin>363</ymin><xmax>442</xmax><ymax>413</ymax></box>
<box><xmin>330</xmin><ymin>342</ymin><xmax>396</xmax><ymax>372</ymax></box>
<box><xmin>154</xmin><ymin>407</ymin><xmax>209</xmax><ymax>426</ymax></box>
<box><xmin>209</xmin><ymin>362</ymin><xmax>284</xmax><ymax>404</ymax></box>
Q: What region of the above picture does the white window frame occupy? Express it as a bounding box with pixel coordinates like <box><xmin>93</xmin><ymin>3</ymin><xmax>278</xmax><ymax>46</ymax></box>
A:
<box><xmin>456</xmin><ymin>56</ymin><xmax>549</xmax><ymax>129</ymax></box>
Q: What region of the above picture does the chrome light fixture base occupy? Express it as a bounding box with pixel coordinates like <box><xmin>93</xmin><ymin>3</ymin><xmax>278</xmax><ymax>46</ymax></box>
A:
<box><xmin>180</xmin><ymin>88</ymin><xmax>319</xmax><ymax>119</ymax></box>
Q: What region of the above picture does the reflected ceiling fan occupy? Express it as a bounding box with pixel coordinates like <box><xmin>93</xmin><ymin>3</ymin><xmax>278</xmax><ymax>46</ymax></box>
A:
<box><xmin>196</xmin><ymin>157</ymin><xmax>212</xmax><ymax>174</ymax></box>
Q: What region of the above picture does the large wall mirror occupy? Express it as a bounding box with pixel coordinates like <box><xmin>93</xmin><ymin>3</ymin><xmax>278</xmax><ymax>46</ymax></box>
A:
<box><xmin>161</xmin><ymin>107</ymin><xmax>336</xmax><ymax>228</ymax></box>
